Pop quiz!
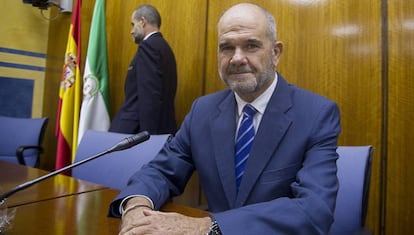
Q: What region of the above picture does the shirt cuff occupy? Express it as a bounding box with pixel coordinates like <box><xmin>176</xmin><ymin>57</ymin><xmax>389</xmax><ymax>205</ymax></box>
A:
<box><xmin>118</xmin><ymin>195</ymin><xmax>155</xmax><ymax>215</ymax></box>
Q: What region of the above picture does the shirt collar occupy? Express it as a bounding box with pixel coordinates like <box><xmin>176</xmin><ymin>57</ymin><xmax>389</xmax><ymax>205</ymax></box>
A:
<box><xmin>144</xmin><ymin>31</ymin><xmax>158</xmax><ymax>41</ymax></box>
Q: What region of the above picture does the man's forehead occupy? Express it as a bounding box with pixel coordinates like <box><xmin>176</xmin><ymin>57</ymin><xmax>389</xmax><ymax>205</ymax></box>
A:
<box><xmin>218</xmin><ymin>17</ymin><xmax>266</xmax><ymax>40</ymax></box>
<box><xmin>220</xmin><ymin>21</ymin><xmax>257</xmax><ymax>33</ymax></box>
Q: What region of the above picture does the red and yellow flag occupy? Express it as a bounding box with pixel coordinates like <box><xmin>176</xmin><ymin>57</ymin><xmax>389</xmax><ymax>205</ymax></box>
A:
<box><xmin>55</xmin><ymin>0</ymin><xmax>82</xmax><ymax>171</ymax></box>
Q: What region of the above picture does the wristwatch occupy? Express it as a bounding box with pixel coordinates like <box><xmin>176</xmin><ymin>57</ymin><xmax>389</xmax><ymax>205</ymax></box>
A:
<box><xmin>207</xmin><ymin>219</ymin><xmax>222</xmax><ymax>235</ymax></box>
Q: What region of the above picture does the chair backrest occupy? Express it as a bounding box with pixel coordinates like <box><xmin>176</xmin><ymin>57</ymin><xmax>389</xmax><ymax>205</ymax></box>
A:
<box><xmin>329</xmin><ymin>146</ymin><xmax>374</xmax><ymax>235</ymax></box>
<box><xmin>0</xmin><ymin>115</ymin><xmax>48</xmax><ymax>167</ymax></box>
<box><xmin>72</xmin><ymin>130</ymin><xmax>171</xmax><ymax>190</ymax></box>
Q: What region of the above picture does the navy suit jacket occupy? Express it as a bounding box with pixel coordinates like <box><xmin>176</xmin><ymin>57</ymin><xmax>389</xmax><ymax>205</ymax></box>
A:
<box><xmin>109</xmin><ymin>75</ymin><xmax>341</xmax><ymax>234</ymax></box>
<box><xmin>109</xmin><ymin>32</ymin><xmax>177</xmax><ymax>134</ymax></box>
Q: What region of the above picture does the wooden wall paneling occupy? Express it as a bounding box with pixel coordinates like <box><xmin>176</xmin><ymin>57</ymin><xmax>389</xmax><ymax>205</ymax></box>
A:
<box><xmin>205</xmin><ymin>0</ymin><xmax>382</xmax><ymax>233</ymax></box>
<box><xmin>154</xmin><ymin>0</ymin><xmax>209</xmax><ymax>127</ymax></box>
<box><xmin>106</xmin><ymin>1</ymin><xmax>135</xmax><ymax>119</ymax></box>
<box><xmin>280</xmin><ymin>1</ymin><xmax>383</xmax><ymax>232</ymax></box>
<box><xmin>105</xmin><ymin>0</ymin><xmax>208</xmax><ymax>127</ymax></box>
<box><xmin>386</xmin><ymin>0</ymin><xmax>414</xmax><ymax>234</ymax></box>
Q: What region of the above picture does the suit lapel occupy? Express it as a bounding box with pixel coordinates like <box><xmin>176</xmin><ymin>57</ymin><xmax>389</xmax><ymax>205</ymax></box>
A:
<box><xmin>210</xmin><ymin>92</ymin><xmax>238</xmax><ymax>208</ymax></box>
<box><xmin>235</xmin><ymin>76</ymin><xmax>294</xmax><ymax>206</ymax></box>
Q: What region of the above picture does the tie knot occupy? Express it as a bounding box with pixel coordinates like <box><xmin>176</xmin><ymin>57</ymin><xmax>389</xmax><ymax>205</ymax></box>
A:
<box><xmin>243</xmin><ymin>104</ymin><xmax>257</xmax><ymax>117</ymax></box>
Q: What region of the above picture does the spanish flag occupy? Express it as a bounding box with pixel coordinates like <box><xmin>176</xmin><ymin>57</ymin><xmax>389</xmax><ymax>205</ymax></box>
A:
<box><xmin>55</xmin><ymin>0</ymin><xmax>82</xmax><ymax>171</ymax></box>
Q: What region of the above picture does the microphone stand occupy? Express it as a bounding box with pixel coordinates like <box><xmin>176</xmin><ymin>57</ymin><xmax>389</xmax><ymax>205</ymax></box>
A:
<box><xmin>0</xmin><ymin>131</ymin><xmax>150</xmax><ymax>202</ymax></box>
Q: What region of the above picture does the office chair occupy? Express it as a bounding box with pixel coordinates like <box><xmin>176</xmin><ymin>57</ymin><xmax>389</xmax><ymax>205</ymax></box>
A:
<box><xmin>0</xmin><ymin>115</ymin><xmax>48</xmax><ymax>167</ymax></box>
<box><xmin>329</xmin><ymin>146</ymin><xmax>374</xmax><ymax>235</ymax></box>
<box><xmin>72</xmin><ymin>130</ymin><xmax>171</xmax><ymax>190</ymax></box>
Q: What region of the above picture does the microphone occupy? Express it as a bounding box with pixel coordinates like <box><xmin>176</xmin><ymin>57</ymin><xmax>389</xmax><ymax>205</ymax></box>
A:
<box><xmin>0</xmin><ymin>131</ymin><xmax>150</xmax><ymax>202</ymax></box>
<box><xmin>106</xmin><ymin>131</ymin><xmax>150</xmax><ymax>152</ymax></box>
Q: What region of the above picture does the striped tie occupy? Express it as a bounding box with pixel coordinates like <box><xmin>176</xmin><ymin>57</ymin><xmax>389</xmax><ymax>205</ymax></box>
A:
<box><xmin>235</xmin><ymin>104</ymin><xmax>257</xmax><ymax>191</ymax></box>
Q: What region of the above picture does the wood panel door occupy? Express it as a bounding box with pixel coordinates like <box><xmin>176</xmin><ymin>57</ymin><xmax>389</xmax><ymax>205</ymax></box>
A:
<box><xmin>386</xmin><ymin>1</ymin><xmax>414</xmax><ymax>234</ymax></box>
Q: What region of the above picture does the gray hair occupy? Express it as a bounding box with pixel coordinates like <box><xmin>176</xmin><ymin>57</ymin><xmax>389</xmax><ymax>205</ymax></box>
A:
<box><xmin>133</xmin><ymin>4</ymin><xmax>161</xmax><ymax>28</ymax></box>
<box><xmin>261</xmin><ymin>7</ymin><xmax>277</xmax><ymax>42</ymax></box>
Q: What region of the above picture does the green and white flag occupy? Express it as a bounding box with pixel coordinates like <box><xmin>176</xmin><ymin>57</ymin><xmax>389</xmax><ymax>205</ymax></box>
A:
<box><xmin>78</xmin><ymin>0</ymin><xmax>110</xmax><ymax>144</ymax></box>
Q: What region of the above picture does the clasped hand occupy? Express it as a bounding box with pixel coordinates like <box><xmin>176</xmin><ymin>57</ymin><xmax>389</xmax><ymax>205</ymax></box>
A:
<box><xmin>119</xmin><ymin>207</ymin><xmax>211</xmax><ymax>235</ymax></box>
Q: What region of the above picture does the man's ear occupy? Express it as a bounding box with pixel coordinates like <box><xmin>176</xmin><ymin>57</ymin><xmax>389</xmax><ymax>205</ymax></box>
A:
<box><xmin>273</xmin><ymin>41</ymin><xmax>283</xmax><ymax>66</ymax></box>
<box><xmin>140</xmin><ymin>17</ymin><xmax>146</xmax><ymax>26</ymax></box>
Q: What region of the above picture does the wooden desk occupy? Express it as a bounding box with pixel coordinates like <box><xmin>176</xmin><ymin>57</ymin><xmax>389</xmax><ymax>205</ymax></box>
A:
<box><xmin>0</xmin><ymin>160</ymin><xmax>107</xmax><ymax>207</ymax></box>
<box><xmin>5</xmin><ymin>188</ymin><xmax>207</xmax><ymax>235</ymax></box>
<box><xmin>1</xmin><ymin>160</ymin><xmax>207</xmax><ymax>234</ymax></box>
<box><xmin>5</xmin><ymin>189</ymin><xmax>120</xmax><ymax>235</ymax></box>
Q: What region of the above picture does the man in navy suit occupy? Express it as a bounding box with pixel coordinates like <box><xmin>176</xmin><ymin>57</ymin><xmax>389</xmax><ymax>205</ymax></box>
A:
<box><xmin>109</xmin><ymin>3</ymin><xmax>341</xmax><ymax>234</ymax></box>
<box><xmin>109</xmin><ymin>4</ymin><xmax>177</xmax><ymax>135</ymax></box>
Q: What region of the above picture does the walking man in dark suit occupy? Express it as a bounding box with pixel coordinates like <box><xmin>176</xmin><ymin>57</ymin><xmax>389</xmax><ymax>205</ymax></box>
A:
<box><xmin>109</xmin><ymin>4</ymin><xmax>177</xmax><ymax>135</ymax></box>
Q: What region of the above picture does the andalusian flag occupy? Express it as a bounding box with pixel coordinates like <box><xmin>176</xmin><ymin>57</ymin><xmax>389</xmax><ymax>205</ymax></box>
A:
<box><xmin>78</xmin><ymin>0</ymin><xmax>110</xmax><ymax>143</ymax></box>
<box><xmin>55</xmin><ymin>0</ymin><xmax>82</xmax><ymax>171</ymax></box>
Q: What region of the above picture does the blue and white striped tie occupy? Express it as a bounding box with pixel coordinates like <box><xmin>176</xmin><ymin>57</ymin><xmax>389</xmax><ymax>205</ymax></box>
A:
<box><xmin>235</xmin><ymin>104</ymin><xmax>257</xmax><ymax>191</ymax></box>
